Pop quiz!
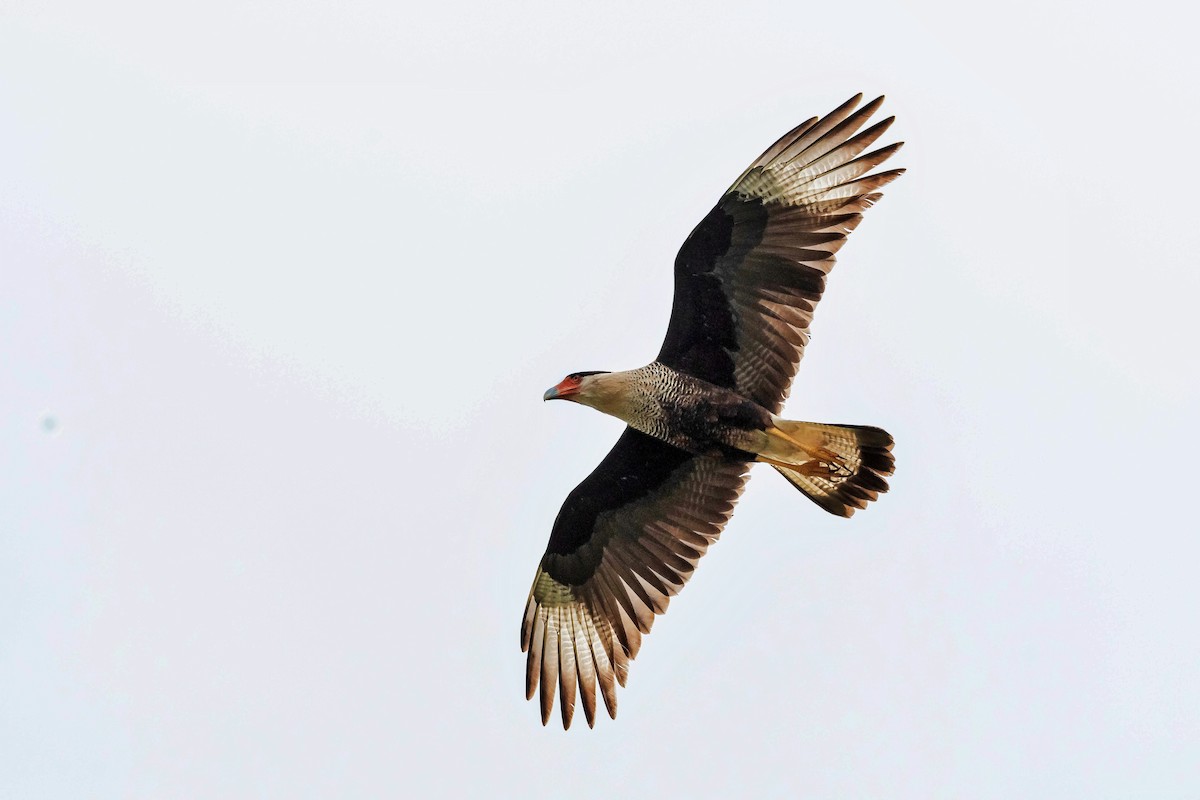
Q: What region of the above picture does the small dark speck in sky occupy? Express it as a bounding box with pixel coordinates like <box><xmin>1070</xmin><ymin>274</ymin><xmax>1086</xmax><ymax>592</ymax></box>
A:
<box><xmin>41</xmin><ymin>414</ymin><xmax>59</xmax><ymax>434</ymax></box>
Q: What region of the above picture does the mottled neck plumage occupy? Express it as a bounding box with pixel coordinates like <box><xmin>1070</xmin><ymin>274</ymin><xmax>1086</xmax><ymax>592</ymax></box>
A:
<box><xmin>574</xmin><ymin>368</ymin><xmax>644</xmax><ymax>421</ymax></box>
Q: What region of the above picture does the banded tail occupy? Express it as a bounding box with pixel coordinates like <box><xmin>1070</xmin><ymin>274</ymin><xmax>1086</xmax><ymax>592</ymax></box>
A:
<box><xmin>757</xmin><ymin>420</ymin><xmax>894</xmax><ymax>517</ymax></box>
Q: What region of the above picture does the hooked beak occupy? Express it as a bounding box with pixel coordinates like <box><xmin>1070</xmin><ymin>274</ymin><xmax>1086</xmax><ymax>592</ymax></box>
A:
<box><xmin>543</xmin><ymin>378</ymin><xmax>579</xmax><ymax>402</ymax></box>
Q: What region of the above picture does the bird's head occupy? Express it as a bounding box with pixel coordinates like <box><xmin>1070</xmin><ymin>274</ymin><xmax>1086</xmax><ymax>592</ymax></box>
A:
<box><xmin>543</xmin><ymin>371</ymin><xmax>611</xmax><ymax>404</ymax></box>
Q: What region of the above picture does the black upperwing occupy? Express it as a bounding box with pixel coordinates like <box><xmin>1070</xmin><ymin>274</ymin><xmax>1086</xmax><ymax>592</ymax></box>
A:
<box><xmin>658</xmin><ymin>94</ymin><xmax>904</xmax><ymax>414</ymax></box>
<box><xmin>522</xmin><ymin>429</ymin><xmax>750</xmax><ymax>728</ymax></box>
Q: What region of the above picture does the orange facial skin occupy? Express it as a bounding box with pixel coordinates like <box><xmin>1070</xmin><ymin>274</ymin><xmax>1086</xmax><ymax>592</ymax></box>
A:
<box><xmin>543</xmin><ymin>374</ymin><xmax>583</xmax><ymax>401</ymax></box>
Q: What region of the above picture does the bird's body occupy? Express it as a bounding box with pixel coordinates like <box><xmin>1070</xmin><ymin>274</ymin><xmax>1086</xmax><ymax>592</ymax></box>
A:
<box><xmin>525</xmin><ymin>94</ymin><xmax>904</xmax><ymax>728</ymax></box>
<box><xmin>553</xmin><ymin>363</ymin><xmax>772</xmax><ymax>458</ymax></box>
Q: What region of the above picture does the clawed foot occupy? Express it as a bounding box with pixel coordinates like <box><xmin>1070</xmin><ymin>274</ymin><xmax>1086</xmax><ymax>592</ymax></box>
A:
<box><xmin>793</xmin><ymin>458</ymin><xmax>852</xmax><ymax>479</ymax></box>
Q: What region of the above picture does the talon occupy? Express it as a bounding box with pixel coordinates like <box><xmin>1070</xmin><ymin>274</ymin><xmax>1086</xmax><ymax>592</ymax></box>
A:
<box><xmin>794</xmin><ymin>460</ymin><xmax>835</xmax><ymax>477</ymax></box>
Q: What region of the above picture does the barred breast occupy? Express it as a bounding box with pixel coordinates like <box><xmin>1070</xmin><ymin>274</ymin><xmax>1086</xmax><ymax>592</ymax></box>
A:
<box><xmin>619</xmin><ymin>362</ymin><xmax>772</xmax><ymax>457</ymax></box>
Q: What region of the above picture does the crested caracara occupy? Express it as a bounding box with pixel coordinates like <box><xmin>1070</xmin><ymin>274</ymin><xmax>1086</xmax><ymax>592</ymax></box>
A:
<box><xmin>526</xmin><ymin>94</ymin><xmax>903</xmax><ymax>728</ymax></box>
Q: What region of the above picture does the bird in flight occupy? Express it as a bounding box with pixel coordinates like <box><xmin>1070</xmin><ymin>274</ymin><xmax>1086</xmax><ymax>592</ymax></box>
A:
<box><xmin>524</xmin><ymin>94</ymin><xmax>903</xmax><ymax>729</ymax></box>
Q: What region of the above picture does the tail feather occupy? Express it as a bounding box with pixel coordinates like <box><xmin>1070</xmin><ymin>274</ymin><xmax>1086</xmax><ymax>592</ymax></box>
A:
<box><xmin>758</xmin><ymin>421</ymin><xmax>894</xmax><ymax>517</ymax></box>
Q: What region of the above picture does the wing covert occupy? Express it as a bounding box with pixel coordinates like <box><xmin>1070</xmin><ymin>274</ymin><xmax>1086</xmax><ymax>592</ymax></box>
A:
<box><xmin>521</xmin><ymin>428</ymin><xmax>750</xmax><ymax>728</ymax></box>
<box><xmin>658</xmin><ymin>94</ymin><xmax>904</xmax><ymax>413</ymax></box>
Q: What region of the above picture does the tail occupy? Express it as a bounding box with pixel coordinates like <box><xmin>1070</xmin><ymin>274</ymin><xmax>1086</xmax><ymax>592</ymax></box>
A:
<box><xmin>756</xmin><ymin>420</ymin><xmax>894</xmax><ymax>517</ymax></box>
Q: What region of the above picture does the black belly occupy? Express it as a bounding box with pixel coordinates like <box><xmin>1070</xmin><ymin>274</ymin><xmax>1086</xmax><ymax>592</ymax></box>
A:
<box><xmin>664</xmin><ymin>392</ymin><xmax>770</xmax><ymax>459</ymax></box>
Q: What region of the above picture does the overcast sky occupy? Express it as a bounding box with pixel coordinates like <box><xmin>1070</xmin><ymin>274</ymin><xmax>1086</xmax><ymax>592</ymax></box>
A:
<box><xmin>3</xmin><ymin>0</ymin><xmax>1199</xmax><ymax>797</ymax></box>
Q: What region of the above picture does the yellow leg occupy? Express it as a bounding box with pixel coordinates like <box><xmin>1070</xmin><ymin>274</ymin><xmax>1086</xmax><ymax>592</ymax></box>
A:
<box><xmin>755</xmin><ymin>454</ymin><xmax>839</xmax><ymax>477</ymax></box>
<box><xmin>766</xmin><ymin>426</ymin><xmax>834</xmax><ymax>461</ymax></box>
<box><xmin>765</xmin><ymin>426</ymin><xmax>807</xmax><ymax>450</ymax></box>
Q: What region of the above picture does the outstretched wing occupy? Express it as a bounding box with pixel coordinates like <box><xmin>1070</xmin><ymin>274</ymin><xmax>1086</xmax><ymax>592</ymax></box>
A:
<box><xmin>522</xmin><ymin>428</ymin><xmax>750</xmax><ymax>728</ymax></box>
<box><xmin>659</xmin><ymin>94</ymin><xmax>904</xmax><ymax>414</ymax></box>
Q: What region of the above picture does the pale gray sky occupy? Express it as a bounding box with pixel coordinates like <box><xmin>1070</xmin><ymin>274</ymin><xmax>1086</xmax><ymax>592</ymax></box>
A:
<box><xmin>3</xmin><ymin>0</ymin><xmax>1198</xmax><ymax>796</ymax></box>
